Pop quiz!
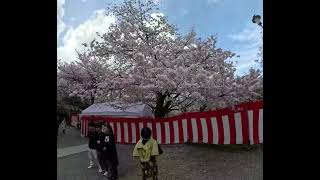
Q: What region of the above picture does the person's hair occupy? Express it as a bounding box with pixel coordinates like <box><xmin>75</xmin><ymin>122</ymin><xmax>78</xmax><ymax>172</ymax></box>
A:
<box><xmin>105</xmin><ymin>123</ymin><xmax>114</xmax><ymax>135</ymax></box>
<box><xmin>89</xmin><ymin>122</ymin><xmax>95</xmax><ymax>127</ymax></box>
<box><xmin>95</xmin><ymin>123</ymin><xmax>101</xmax><ymax>128</ymax></box>
<box><xmin>141</xmin><ymin>127</ymin><xmax>152</xmax><ymax>140</ymax></box>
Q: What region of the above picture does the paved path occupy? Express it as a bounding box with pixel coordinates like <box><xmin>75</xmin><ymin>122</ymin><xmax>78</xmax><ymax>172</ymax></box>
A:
<box><xmin>57</xmin><ymin>144</ymin><xmax>88</xmax><ymax>158</ymax></box>
<box><xmin>57</xmin><ymin>126</ymin><xmax>88</xmax><ymax>149</ymax></box>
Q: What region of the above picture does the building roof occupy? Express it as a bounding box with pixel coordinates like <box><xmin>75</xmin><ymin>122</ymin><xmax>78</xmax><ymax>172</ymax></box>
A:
<box><xmin>81</xmin><ymin>102</ymin><xmax>154</xmax><ymax>118</ymax></box>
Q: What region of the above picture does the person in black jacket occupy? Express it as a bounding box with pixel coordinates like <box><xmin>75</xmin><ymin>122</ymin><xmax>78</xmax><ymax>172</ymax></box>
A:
<box><xmin>87</xmin><ymin>123</ymin><xmax>102</xmax><ymax>172</ymax></box>
<box><xmin>100</xmin><ymin>123</ymin><xmax>119</xmax><ymax>179</ymax></box>
<box><xmin>97</xmin><ymin>123</ymin><xmax>108</xmax><ymax>174</ymax></box>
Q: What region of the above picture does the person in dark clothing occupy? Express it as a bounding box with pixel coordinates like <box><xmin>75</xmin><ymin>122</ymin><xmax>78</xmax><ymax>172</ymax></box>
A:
<box><xmin>100</xmin><ymin>123</ymin><xmax>119</xmax><ymax>179</ymax></box>
<box><xmin>87</xmin><ymin>123</ymin><xmax>102</xmax><ymax>172</ymax></box>
<box><xmin>61</xmin><ymin>118</ymin><xmax>67</xmax><ymax>134</ymax></box>
<box><xmin>95</xmin><ymin>123</ymin><xmax>106</xmax><ymax>174</ymax></box>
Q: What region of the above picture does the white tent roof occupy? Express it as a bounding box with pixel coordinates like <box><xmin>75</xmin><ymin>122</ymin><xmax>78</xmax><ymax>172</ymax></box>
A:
<box><xmin>81</xmin><ymin>102</ymin><xmax>154</xmax><ymax>118</ymax></box>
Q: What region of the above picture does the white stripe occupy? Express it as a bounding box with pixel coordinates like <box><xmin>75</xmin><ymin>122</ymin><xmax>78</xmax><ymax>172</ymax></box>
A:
<box><xmin>139</xmin><ymin>122</ymin><xmax>144</xmax><ymax>140</ymax></box>
<box><xmin>164</xmin><ymin>122</ymin><xmax>170</xmax><ymax>144</ymax></box>
<box><xmin>124</xmin><ymin>123</ymin><xmax>129</xmax><ymax>143</ymax></box>
<box><xmin>234</xmin><ymin>113</ymin><xmax>243</xmax><ymax>144</ymax></box>
<box><xmin>110</xmin><ymin>122</ymin><xmax>114</xmax><ymax>134</ymax></box>
<box><xmin>191</xmin><ymin>118</ymin><xmax>198</xmax><ymax>143</ymax></box>
<box><xmin>211</xmin><ymin>117</ymin><xmax>219</xmax><ymax>144</ymax></box>
<box><xmin>131</xmin><ymin>123</ymin><xmax>136</xmax><ymax>143</ymax></box>
<box><xmin>173</xmin><ymin>121</ymin><xmax>179</xmax><ymax>143</ymax></box>
<box><xmin>117</xmin><ymin>123</ymin><xmax>121</xmax><ymax>143</ymax></box>
<box><xmin>258</xmin><ymin>109</ymin><xmax>263</xmax><ymax>143</ymax></box>
<box><xmin>200</xmin><ymin>118</ymin><xmax>208</xmax><ymax>143</ymax></box>
<box><xmin>248</xmin><ymin>110</ymin><xmax>254</xmax><ymax>144</ymax></box>
<box><xmin>147</xmin><ymin>123</ymin><xmax>152</xmax><ymax>132</ymax></box>
<box><xmin>156</xmin><ymin>123</ymin><xmax>161</xmax><ymax>144</ymax></box>
<box><xmin>222</xmin><ymin>115</ymin><xmax>230</xmax><ymax>144</ymax></box>
<box><xmin>182</xmin><ymin>119</ymin><xmax>188</xmax><ymax>142</ymax></box>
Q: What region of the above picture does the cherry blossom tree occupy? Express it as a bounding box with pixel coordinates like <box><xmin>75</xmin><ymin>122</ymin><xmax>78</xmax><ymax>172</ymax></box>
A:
<box><xmin>57</xmin><ymin>48</ymin><xmax>115</xmax><ymax>105</ymax></box>
<box><xmin>90</xmin><ymin>0</ymin><xmax>261</xmax><ymax>117</ymax></box>
<box><xmin>58</xmin><ymin>0</ymin><xmax>263</xmax><ymax>117</ymax></box>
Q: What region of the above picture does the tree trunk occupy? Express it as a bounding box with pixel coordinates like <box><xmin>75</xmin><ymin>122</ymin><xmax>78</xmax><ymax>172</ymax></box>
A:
<box><xmin>199</xmin><ymin>105</ymin><xmax>207</xmax><ymax>112</ymax></box>
<box><xmin>90</xmin><ymin>92</ymin><xmax>95</xmax><ymax>105</ymax></box>
<box><xmin>154</xmin><ymin>92</ymin><xmax>171</xmax><ymax>118</ymax></box>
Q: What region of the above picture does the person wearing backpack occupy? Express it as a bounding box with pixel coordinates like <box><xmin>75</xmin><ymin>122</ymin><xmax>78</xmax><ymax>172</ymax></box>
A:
<box><xmin>133</xmin><ymin>127</ymin><xmax>162</xmax><ymax>180</ymax></box>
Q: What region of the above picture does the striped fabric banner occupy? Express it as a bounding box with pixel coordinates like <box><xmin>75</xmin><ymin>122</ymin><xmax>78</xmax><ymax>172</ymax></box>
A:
<box><xmin>81</xmin><ymin>101</ymin><xmax>263</xmax><ymax>145</ymax></box>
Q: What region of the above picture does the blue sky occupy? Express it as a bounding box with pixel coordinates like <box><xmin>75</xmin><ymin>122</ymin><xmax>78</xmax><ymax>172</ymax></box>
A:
<box><xmin>57</xmin><ymin>0</ymin><xmax>263</xmax><ymax>75</ymax></box>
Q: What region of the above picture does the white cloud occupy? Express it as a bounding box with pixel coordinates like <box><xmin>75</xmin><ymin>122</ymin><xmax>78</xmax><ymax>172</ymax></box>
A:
<box><xmin>57</xmin><ymin>0</ymin><xmax>66</xmax><ymax>40</ymax></box>
<box><xmin>228</xmin><ymin>24</ymin><xmax>262</xmax><ymax>43</ymax></box>
<box><xmin>228</xmin><ymin>23</ymin><xmax>263</xmax><ymax>75</ymax></box>
<box><xmin>57</xmin><ymin>10</ymin><xmax>116</xmax><ymax>62</ymax></box>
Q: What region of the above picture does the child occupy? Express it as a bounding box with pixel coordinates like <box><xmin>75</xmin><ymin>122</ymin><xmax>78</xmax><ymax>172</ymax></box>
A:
<box><xmin>100</xmin><ymin>123</ymin><xmax>119</xmax><ymax>179</ymax></box>
<box><xmin>133</xmin><ymin>127</ymin><xmax>161</xmax><ymax>180</ymax></box>
<box><xmin>87</xmin><ymin>123</ymin><xmax>102</xmax><ymax>172</ymax></box>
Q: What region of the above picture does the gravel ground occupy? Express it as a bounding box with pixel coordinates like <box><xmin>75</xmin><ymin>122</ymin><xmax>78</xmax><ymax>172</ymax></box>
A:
<box><xmin>58</xmin><ymin>143</ymin><xmax>262</xmax><ymax>180</ymax></box>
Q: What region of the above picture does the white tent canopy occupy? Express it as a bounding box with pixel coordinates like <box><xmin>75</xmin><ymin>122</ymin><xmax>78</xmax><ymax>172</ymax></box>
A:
<box><xmin>81</xmin><ymin>102</ymin><xmax>154</xmax><ymax>118</ymax></box>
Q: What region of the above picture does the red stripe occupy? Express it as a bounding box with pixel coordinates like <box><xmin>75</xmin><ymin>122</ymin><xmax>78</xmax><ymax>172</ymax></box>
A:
<box><xmin>240</xmin><ymin>111</ymin><xmax>249</xmax><ymax>144</ymax></box>
<box><xmin>160</xmin><ymin>122</ymin><xmax>166</xmax><ymax>144</ymax></box>
<box><xmin>205</xmin><ymin>117</ymin><xmax>213</xmax><ymax>144</ymax></box>
<box><xmin>169</xmin><ymin>120</ymin><xmax>175</xmax><ymax>144</ymax></box>
<box><xmin>216</xmin><ymin>115</ymin><xmax>224</xmax><ymax>144</ymax></box>
<box><xmin>152</xmin><ymin>121</ymin><xmax>157</xmax><ymax>141</ymax></box>
<box><xmin>143</xmin><ymin>121</ymin><xmax>147</xmax><ymax>128</ymax></box>
<box><xmin>178</xmin><ymin>119</ymin><xmax>184</xmax><ymax>144</ymax></box>
<box><xmin>228</xmin><ymin>112</ymin><xmax>236</xmax><ymax>145</ymax></box>
<box><xmin>83</xmin><ymin>119</ymin><xmax>86</xmax><ymax>136</ymax></box>
<box><xmin>253</xmin><ymin>109</ymin><xmax>260</xmax><ymax>144</ymax></box>
<box><xmin>120</xmin><ymin>122</ymin><xmax>125</xmax><ymax>144</ymax></box>
<box><xmin>196</xmin><ymin>118</ymin><xmax>203</xmax><ymax>143</ymax></box>
<box><xmin>135</xmin><ymin>122</ymin><xmax>140</xmax><ymax>142</ymax></box>
<box><xmin>84</xmin><ymin>120</ymin><xmax>87</xmax><ymax>137</ymax></box>
<box><xmin>85</xmin><ymin>120</ymin><xmax>89</xmax><ymax>136</ymax></box>
<box><xmin>128</xmin><ymin>122</ymin><xmax>132</xmax><ymax>144</ymax></box>
<box><xmin>114</xmin><ymin>122</ymin><xmax>118</xmax><ymax>143</ymax></box>
<box><xmin>81</xmin><ymin>119</ymin><xmax>84</xmax><ymax>136</ymax></box>
<box><xmin>187</xmin><ymin>118</ymin><xmax>193</xmax><ymax>142</ymax></box>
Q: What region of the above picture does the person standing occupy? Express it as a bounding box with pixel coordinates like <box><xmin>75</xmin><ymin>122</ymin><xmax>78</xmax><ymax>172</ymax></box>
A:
<box><xmin>87</xmin><ymin>123</ymin><xmax>102</xmax><ymax>172</ymax></box>
<box><xmin>61</xmin><ymin>118</ymin><xmax>67</xmax><ymax>134</ymax></box>
<box><xmin>133</xmin><ymin>127</ymin><xmax>162</xmax><ymax>180</ymax></box>
<box><xmin>101</xmin><ymin>123</ymin><xmax>119</xmax><ymax>179</ymax></box>
<box><xmin>96</xmin><ymin>123</ymin><xmax>107</xmax><ymax>174</ymax></box>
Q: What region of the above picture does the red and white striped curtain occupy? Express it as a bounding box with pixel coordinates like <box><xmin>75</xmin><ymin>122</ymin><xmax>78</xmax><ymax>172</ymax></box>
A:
<box><xmin>81</xmin><ymin>101</ymin><xmax>263</xmax><ymax>145</ymax></box>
